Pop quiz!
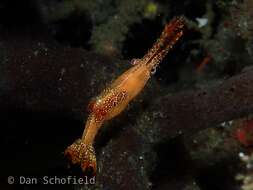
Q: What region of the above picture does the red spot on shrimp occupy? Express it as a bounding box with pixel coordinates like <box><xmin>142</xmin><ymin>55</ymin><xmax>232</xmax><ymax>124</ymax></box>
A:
<box><xmin>93</xmin><ymin>107</ymin><xmax>108</xmax><ymax>121</ymax></box>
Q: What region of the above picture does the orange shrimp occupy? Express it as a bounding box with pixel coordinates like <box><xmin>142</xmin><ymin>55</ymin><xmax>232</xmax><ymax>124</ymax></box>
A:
<box><xmin>64</xmin><ymin>17</ymin><xmax>185</xmax><ymax>175</ymax></box>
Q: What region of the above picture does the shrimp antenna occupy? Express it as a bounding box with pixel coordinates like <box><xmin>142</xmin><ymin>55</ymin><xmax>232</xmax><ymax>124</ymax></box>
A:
<box><xmin>143</xmin><ymin>16</ymin><xmax>186</xmax><ymax>70</ymax></box>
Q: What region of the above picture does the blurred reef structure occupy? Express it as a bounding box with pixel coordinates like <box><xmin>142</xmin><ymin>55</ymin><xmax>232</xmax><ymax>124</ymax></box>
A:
<box><xmin>1</xmin><ymin>0</ymin><xmax>253</xmax><ymax>190</ymax></box>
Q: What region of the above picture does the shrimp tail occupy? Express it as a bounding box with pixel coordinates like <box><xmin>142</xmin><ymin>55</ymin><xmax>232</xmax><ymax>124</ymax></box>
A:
<box><xmin>64</xmin><ymin>139</ymin><xmax>97</xmax><ymax>175</ymax></box>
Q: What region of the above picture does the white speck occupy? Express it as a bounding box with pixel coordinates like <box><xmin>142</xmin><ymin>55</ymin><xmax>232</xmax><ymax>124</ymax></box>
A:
<box><xmin>196</xmin><ymin>17</ymin><xmax>208</xmax><ymax>28</ymax></box>
<box><xmin>220</xmin><ymin>120</ymin><xmax>233</xmax><ymax>128</ymax></box>
<box><xmin>153</xmin><ymin>112</ymin><xmax>163</xmax><ymax>118</ymax></box>
<box><xmin>139</xmin><ymin>156</ymin><xmax>144</xmax><ymax>160</ymax></box>
<box><xmin>243</xmin><ymin>21</ymin><xmax>248</xmax><ymax>28</ymax></box>
<box><xmin>114</xmin><ymin>15</ymin><xmax>119</xmax><ymax>20</ymax></box>
<box><xmin>246</xmin><ymin>163</ymin><xmax>252</xmax><ymax>169</ymax></box>
<box><xmin>59</xmin><ymin>68</ymin><xmax>66</xmax><ymax>81</ymax></box>
<box><xmin>239</xmin><ymin>152</ymin><xmax>245</xmax><ymax>158</ymax></box>
<box><xmin>44</xmin><ymin>47</ymin><xmax>48</xmax><ymax>56</ymax></box>
<box><xmin>239</xmin><ymin>152</ymin><xmax>249</xmax><ymax>162</ymax></box>
<box><xmin>151</xmin><ymin>66</ymin><xmax>157</xmax><ymax>75</ymax></box>
<box><xmin>130</xmin><ymin>58</ymin><xmax>140</xmax><ymax>65</ymax></box>
<box><xmin>80</xmin><ymin>64</ymin><xmax>85</xmax><ymax>68</ymax></box>
<box><xmin>61</xmin><ymin>68</ymin><xmax>66</xmax><ymax>75</ymax></box>
<box><xmin>33</xmin><ymin>50</ymin><xmax>39</xmax><ymax>56</ymax></box>
<box><xmin>220</xmin><ymin>122</ymin><xmax>226</xmax><ymax>127</ymax></box>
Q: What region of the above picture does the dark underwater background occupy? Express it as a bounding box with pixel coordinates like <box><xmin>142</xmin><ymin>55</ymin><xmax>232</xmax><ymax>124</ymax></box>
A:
<box><xmin>1</xmin><ymin>0</ymin><xmax>253</xmax><ymax>190</ymax></box>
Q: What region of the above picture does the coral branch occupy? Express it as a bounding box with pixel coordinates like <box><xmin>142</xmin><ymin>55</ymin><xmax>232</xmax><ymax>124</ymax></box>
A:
<box><xmin>142</xmin><ymin>67</ymin><xmax>253</xmax><ymax>143</ymax></box>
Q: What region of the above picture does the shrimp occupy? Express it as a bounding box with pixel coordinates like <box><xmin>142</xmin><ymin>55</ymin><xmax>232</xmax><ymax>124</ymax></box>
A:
<box><xmin>64</xmin><ymin>16</ymin><xmax>185</xmax><ymax>175</ymax></box>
